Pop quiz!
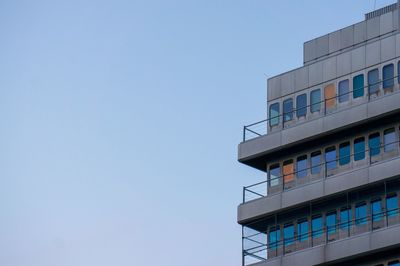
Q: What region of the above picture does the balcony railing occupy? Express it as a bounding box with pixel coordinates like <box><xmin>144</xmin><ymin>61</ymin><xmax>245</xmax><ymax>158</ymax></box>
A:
<box><xmin>243</xmin><ymin>140</ymin><xmax>400</xmax><ymax>203</ymax></box>
<box><xmin>243</xmin><ymin>207</ymin><xmax>400</xmax><ymax>266</ymax></box>
<box><xmin>242</xmin><ymin>74</ymin><xmax>400</xmax><ymax>142</ymax></box>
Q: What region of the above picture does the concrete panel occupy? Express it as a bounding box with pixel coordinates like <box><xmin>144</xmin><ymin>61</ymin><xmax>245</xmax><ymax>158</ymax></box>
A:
<box><xmin>323</xmin><ymin>57</ymin><xmax>337</xmax><ymax>81</ymax></box>
<box><xmin>367</xmin><ymin>91</ymin><xmax>400</xmax><ymax>118</ymax></box>
<box><xmin>324</xmin><ymin>168</ymin><xmax>369</xmax><ymax>195</ymax></box>
<box><xmin>308</xmin><ymin>61</ymin><xmax>323</xmax><ymax>87</ymax></box>
<box><xmin>337</xmin><ymin>51</ymin><xmax>351</xmax><ymax>77</ymax></box>
<box><xmin>325</xmin><ymin>233</ymin><xmax>370</xmax><ymax>262</ymax></box>
<box><xmin>380</xmin><ymin>11</ymin><xmax>394</xmax><ymax>35</ymax></box>
<box><xmin>304</xmin><ymin>39</ymin><xmax>316</xmax><ymax>63</ymax></box>
<box><xmin>367</xmin><ymin>16</ymin><xmax>380</xmax><ymax>40</ymax></box>
<box><xmin>340</xmin><ymin>25</ymin><xmax>354</xmax><ymax>50</ymax></box>
<box><xmin>370</xmin><ymin>224</ymin><xmax>400</xmax><ymax>250</ymax></box>
<box><xmin>251</xmin><ymin>258</ymin><xmax>281</xmax><ymax>266</ymax></box>
<box><xmin>237</xmin><ymin>194</ymin><xmax>282</xmax><ymax>223</ymax></box>
<box><xmin>354</xmin><ymin>21</ymin><xmax>367</xmax><ymax>44</ymax></box>
<box><xmin>280</xmin><ymin>71</ymin><xmax>295</xmax><ymax>96</ymax></box>
<box><xmin>282</xmin><ymin>246</ymin><xmax>325</xmax><ymax>266</ymax></box>
<box><xmin>323</xmin><ymin>104</ymin><xmax>368</xmax><ymax>132</ymax></box>
<box><xmin>381</xmin><ymin>35</ymin><xmax>396</xmax><ymax>61</ymax></box>
<box><xmin>393</xmin><ymin>9</ymin><xmax>399</xmax><ymax>31</ymax></box>
<box><xmin>281</xmin><ymin>182</ymin><xmax>324</xmax><ymax>209</ymax></box>
<box><xmin>268</xmin><ymin>76</ymin><xmax>281</xmax><ymax>101</ymax></box>
<box><xmin>316</xmin><ymin>34</ymin><xmax>329</xmax><ymax>58</ymax></box>
<box><xmin>238</xmin><ymin>131</ymin><xmax>282</xmax><ymax>161</ymax></box>
<box><xmin>396</xmin><ymin>33</ymin><xmax>400</xmax><ymax>58</ymax></box>
<box><xmin>366</xmin><ymin>41</ymin><xmax>381</xmax><ymax>66</ymax></box>
<box><xmin>351</xmin><ymin>46</ymin><xmax>366</xmax><ymax>72</ymax></box>
<box><xmin>329</xmin><ymin>30</ymin><xmax>341</xmax><ymax>54</ymax></box>
<box><xmin>282</xmin><ymin>118</ymin><xmax>323</xmax><ymax>144</ymax></box>
<box><xmin>369</xmin><ymin>156</ymin><xmax>400</xmax><ymax>184</ymax></box>
<box><xmin>294</xmin><ymin>67</ymin><xmax>309</xmax><ymax>92</ymax></box>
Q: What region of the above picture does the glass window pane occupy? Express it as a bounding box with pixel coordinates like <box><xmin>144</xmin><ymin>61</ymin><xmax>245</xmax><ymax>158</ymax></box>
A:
<box><xmin>269</xmin><ymin>164</ymin><xmax>280</xmax><ymax>187</ymax></box>
<box><xmin>355</xmin><ymin>203</ymin><xmax>367</xmax><ymax>225</ymax></box>
<box><xmin>338</xmin><ymin>79</ymin><xmax>349</xmax><ymax>103</ymax></box>
<box><xmin>297</xmin><ymin>219</ymin><xmax>308</xmax><ymax>242</ymax></box>
<box><xmin>310</xmin><ymin>89</ymin><xmax>321</xmax><ymax>113</ymax></box>
<box><xmin>368</xmin><ymin>69</ymin><xmax>379</xmax><ymax>95</ymax></box>
<box><xmin>283</xmin><ymin>160</ymin><xmax>294</xmax><ymax>184</ymax></box>
<box><xmin>296</xmin><ymin>94</ymin><xmax>307</xmax><ymax>118</ymax></box>
<box><xmin>296</xmin><ymin>155</ymin><xmax>307</xmax><ymax>179</ymax></box>
<box><xmin>339</xmin><ymin>142</ymin><xmax>350</xmax><ymax>166</ymax></box>
<box><xmin>283</xmin><ymin>99</ymin><xmax>293</xmax><ymax>122</ymax></box>
<box><xmin>324</xmin><ymin>83</ymin><xmax>336</xmax><ymax>108</ymax></box>
<box><xmin>312</xmin><ymin>215</ymin><xmax>323</xmax><ymax>238</ymax></box>
<box><xmin>340</xmin><ymin>208</ymin><xmax>352</xmax><ymax>229</ymax></box>
<box><xmin>386</xmin><ymin>195</ymin><xmax>398</xmax><ymax>217</ymax></box>
<box><xmin>327</xmin><ymin>212</ymin><xmax>337</xmax><ymax>234</ymax></box>
<box><xmin>369</xmin><ymin>133</ymin><xmax>380</xmax><ymax>157</ymax></box>
<box><xmin>353</xmin><ymin>74</ymin><xmax>364</xmax><ymax>98</ymax></box>
<box><xmin>372</xmin><ymin>200</ymin><xmax>382</xmax><ymax>221</ymax></box>
<box><xmin>269</xmin><ymin>103</ymin><xmax>280</xmax><ymax>127</ymax></box>
<box><xmin>388</xmin><ymin>260</ymin><xmax>400</xmax><ymax>266</ymax></box>
<box><xmin>354</xmin><ymin>137</ymin><xmax>365</xmax><ymax>161</ymax></box>
<box><xmin>311</xmin><ymin>151</ymin><xmax>321</xmax><ymax>174</ymax></box>
<box><xmin>325</xmin><ymin>146</ymin><xmax>337</xmax><ymax>170</ymax></box>
<box><xmin>384</xmin><ymin>128</ymin><xmax>396</xmax><ymax>152</ymax></box>
<box><xmin>269</xmin><ymin>227</ymin><xmax>280</xmax><ymax>250</ymax></box>
<box><xmin>284</xmin><ymin>224</ymin><xmax>294</xmax><ymax>246</ymax></box>
<box><xmin>383</xmin><ymin>63</ymin><xmax>394</xmax><ymax>89</ymax></box>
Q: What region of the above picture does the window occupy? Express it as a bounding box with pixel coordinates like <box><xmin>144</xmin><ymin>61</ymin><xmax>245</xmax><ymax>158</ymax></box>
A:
<box><xmin>269</xmin><ymin>103</ymin><xmax>280</xmax><ymax>127</ymax></box>
<box><xmin>325</xmin><ymin>146</ymin><xmax>337</xmax><ymax>170</ymax></box>
<box><xmin>296</xmin><ymin>155</ymin><xmax>307</xmax><ymax>179</ymax></box>
<box><xmin>384</xmin><ymin>128</ymin><xmax>396</xmax><ymax>152</ymax></box>
<box><xmin>269</xmin><ymin>164</ymin><xmax>280</xmax><ymax>187</ymax></box>
<box><xmin>311</xmin><ymin>151</ymin><xmax>321</xmax><ymax>174</ymax></box>
<box><xmin>283</xmin><ymin>160</ymin><xmax>294</xmax><ymax>184</ymax></box>
<box><xmin>354</xmin><ymin>137</ymin><xmax>365</xmax><ymax>161</ymax></box>
<box><xmin>355</xmin><ymin>202</ymin><xmax>367</xmax><ymax>225</ymax></box>
<box><xmin>296</xmin><ymin>94</ymin><xmax>307</xmax><ymax>118</ymax></box>
<box><xmin>371</xmin><ymin>199</ymin><xmax>382</xmax><ymax>221</ymax></box>
<box><xmin>269</xmin><ymin>227</ymin><xmax>281</xmax><ymax>250</ymax></box>
<box><xmin>368</xmin><ymin>68</ymin><xmax>379</xmax><ymax>95</ymax></box>
<box><xmin>340</xmin><ymin>207</ymin><xmax>352</xmax><ymax>229</ymax></box>
<box><xmin>353</xmin><ymin>74</ymin><xmax>364</xmax><ymax>98</ymax></box>
<box><xmin>283</xmin><ymin>98</ymin><xmax>293</xmax><ymax>122</ymax></box>
<box><xmin>312</xmin><ymin>215</ymin><xmax>323</xmax><ymax>238</ymax></box>
<box><xmin>283</xmin><ymin>223</ymin><xmax>294</xmax><ymax>246</ymax></box>
<box><xmin>326</xmin><ymin>211</ymin><xmax>337</xmax><ymax>235</ymax></box>
<box><xmin>338</xmin><ymin>79</ymin><xmax>349</xmax><ymax>103</ymax></box>
<box><xmin>388</xmin><ymin>260</ymin><xmax>400</xmax><ymax>266</ymax></box>
<box><xmin>386</xmin><ymin>195</ymin><xmax>398</xmax><ymax>217</ymax></box>
<box><xmin>339</xmin><ymin>142</ymin><xmax>350</xmax><ymax>166</ymax></box>
<box><xmin>383</xmin><ymin>63</ymin><xmax>394</xmax><ymax>89</ymax></box>
<box><xmin>369</xmin><ymin>133</ymin><xmax>381</xmax><ymax>157</ymax></box>
<box><xmin>324</xmin><ymin>83</ymin><xmax>336</xmax><ymax>108</ymax></box>
<box><xmin>297</xmin><ymin>219</ymin><xmax>308</xmax><ymax>242</ymax></box>
<box><xmin>310</xmin><ymin>89</ymin><xmax>321</xmax><ymax>113</ymax></box>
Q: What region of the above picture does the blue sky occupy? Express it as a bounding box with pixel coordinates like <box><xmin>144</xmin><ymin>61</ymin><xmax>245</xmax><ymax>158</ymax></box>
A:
<box><xmin>0</xmin><ymin>1</ymin><xmax>396</xmax><ymax>266</ymax></box>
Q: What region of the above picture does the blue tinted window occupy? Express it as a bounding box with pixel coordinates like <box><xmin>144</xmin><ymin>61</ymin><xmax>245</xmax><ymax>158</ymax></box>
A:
<box><xmin>296</xmin><ymin>155</ymin><xmax>307</xmax><ymax>179</ymax></box>
<box><xmin>297</xmin><ymin>220</ymin><xmax>308</xmax><ymax>242</ymax></box>
<box><xmin>371</xmin><ymin>200</ymin><xmax>382</xmax><ymax>221</ymax></box>
<box><xmin>353</xmin><ymin>74</ymin><xmax>364</xmax><ymax>98</ymax></box>
<box><xmin>269</xmin><ymin>103</ymin><xmax>280</xmax><ymax>127</ymax></box>
<box><xmin>388</xmin><ymin>260</ymin><xmax>400</xmax><ymax>266</ymax></box>
<box><xmin>383</xmin><ymin>63</ymin><xmax>394</xmax><ymax>89</ymax></box>
<box><xmin>368</xmin><ymin>69</ymin><xmax>379</xmax><ymax>95</ymax></box>
<box><xmin>310</xmin><ymin>89</ymin><xmax>321</xmax><ymax>113</ymax></box>
<box><xmin>312</xmin><ymin>216</ymin><xmax>323</xmax><ymax>238</ymax></box>
<box><xmin>384</xmin><ymin>128</ymin><xmax>396</xmax><ymax>152</ymax></box>
<box><xmin>284</xmin><ymin>224</ymin><xmax>294</xmax><ymax>246</ymax></box>
<box><xmin>355</xmin><ymin>203</ymin><xmax>367</xmax><ymax>225</ymax></box>
<box><xmin>311</xmin><ymin>151</ymin><xmax>321</xmax><ymax>174</ymax></box>
<box><xmin>269</xmin><ymin>227</ymin><xmax>281</xmax><ymax>250</ymax></box>
<box><xmin>354</xmin><ymin>137</ymin><xmax>365</xmax><ymax>161</ymax></box>
<box><xmin>325</xmin><ymin>146</ymin><xmax>337</xmax><ymax>170</ymax></box>
<box><xmin>338</xmin><ymin>79</ymin><xmax>349</xmax><ymax>103</ymax></box>
<box><xmin>283</xmin><ymin>99</ymin><xmax>293</xmax><ymax>122</ymax></box>
<box><xmin>296</xmin><ymin>94</ymin><xmax>307</xmax><ymax>118</ymax></box>
<box><xmin>326</xmin><ymin>212</ymin><xmax>337</xmax><ymax>234</ymax></box>
<box><xmin>339</xmin><ymin>142</ymin><xmax>350</xmax><ymax>166</ymax></box>
<box><xmin>386</xmin><ymin>195</ymin><xmax>398</xmax><ymax>217</ymax></box>
<box><xmin>340</xmin><ymin>208</ymin><xmax>352</xmax><ymax>229</ymax></box>
<box><xmin>269</xmin><ymin>164</ymin><xmax>280</xmax><ymax>187</ymax></box>
<box><xmin>369</xmin><ymin>133</ymin><xmax>380</xmax><ymax>157</ymax></box>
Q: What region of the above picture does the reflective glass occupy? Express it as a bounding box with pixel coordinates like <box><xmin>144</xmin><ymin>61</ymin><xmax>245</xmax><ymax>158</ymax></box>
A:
<box><xmin>325</xmin><ymin>147</ymin><xmax>337</xmax><ymax>170</ymax></box>
<box><xmin>354</xmin><ymin>137</ymin><xmax>365</xmax><ymax>161</ymax></box>
<box><xmin>386</xmin><ymin>195</ymin><xmax>398</xmax><ymax>217</ymax></box>
<box><xmin>353</xmin><ymin>74</ymin><xmax>364</xmax><ymax>98</ymax></box>
<box><xmin>284</xmin><ymin>224</ymin><xmax>294</xmax><ymax>246</ymax></box>
<box><xmin>326</xmin><ymin>212</ymin><xmax>337</xmax><ymax>234</ymax></box>
<box><xmin>369</xmin><ymin>133</ymin><xmax>380</xmax><ymax>157</ymax></box>
<box><xmin>312</xmin><ymin>216</ymin><xmax>323</xmax><ymax>238</ymax></box>
<box><xmin>372</xmin><ymin>200</ymin><xmax>382</xmax><ymax>221</ymax></box>
<box><xmin>296</xmin><ymin>155</ymin><xmax>307</xmax><ymax>179</ymax></box>
<box><xmin>269</xmin><ymin>227</ymin><xmax>280</xmax><ymax>250</ymax></box>
<box><xmin>297</xmin><ymin>220</ymin><xmax>308</xmax><ymax>242</ymax></box>
<box><xmin>355</xmin><ymin>203</ymin><xmax>367</xmax><ymax>225</ymax></box>
<box><xmin>383</xmin><ymin>63</ymin><xmax>394</xmax><ymax>89</ymax></box>
<box><xmin>269</xmin><ymin>165</ymin><xmax>280</xmax><ymax>187</ymax></box>
<box><xmin>310</xmin><ymin>89</ymin><xmax>321</xmax><ymax>113</ymax></box>
<box><xmin>384</xmin><ymin>128</ymin><xmax>396</xmax><ymax>152</ymax></box>
<box><xmin>340</xmin><ymin>208</ymin><xmax>352</xmax><ymax>229</ymax></box>
<box><xmin>338</xmin><ymin>79</ymin><xmax>349</xmax><ymax>103</ymax></box>
<box><xmin>269</xmin><ymin>103</ymin><xmax>279</xmax><ymax>127</ymax></box>
<box><xmin>368</xmin><ymin>68</ymin><xmax>379</xmax><ymax>94</ymax></box>
<box><xmin>324</xmin><ymin>83</ymin><xmax>336</xmax><ymax>108</ymax></box>
<box><xmin>296</xmin><ymin>94</ymin><xmax>307</xmax><ymax>118</ymax></box>
<box><xmin>339</xmin><ymin>142</ymin><xmax>350</xmax><ymax>166</ymax></box>
<box><xmin>283</xmin><ymin>99</ymin><xmax>293</xmax><ymax>122</ymax></box>
<box><xmin>311</xmin><ymin>151</ymin><xmax>321</xmax><ymax>174</ymax></box>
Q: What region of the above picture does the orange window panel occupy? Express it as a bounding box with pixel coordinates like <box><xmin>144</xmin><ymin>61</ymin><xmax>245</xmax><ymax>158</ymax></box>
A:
<box><xmin>283</xmin><ymin>161</ymin><xmax>294</xmax><ymax>184</ymax></box>
<box><xmin>324</xmin><ymin>83</ymin><xmax>336</xmax><ymax>108</ymax></box>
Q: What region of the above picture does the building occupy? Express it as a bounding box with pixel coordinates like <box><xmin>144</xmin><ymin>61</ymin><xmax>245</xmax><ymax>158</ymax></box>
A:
<box><xmin>238</xmin><ymin>2</ymin><xmax>400</xmax><ymax>266</ymax></box>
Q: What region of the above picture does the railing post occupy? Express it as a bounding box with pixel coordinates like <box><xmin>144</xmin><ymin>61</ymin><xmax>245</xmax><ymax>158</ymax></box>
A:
<box><xmin>243</xmin><ymin>187</ymin><xmax>245</xmax><ymax>203</ymax></box>
<box><xmin>242</xmin><ymin>226</ymin><xmax>245</xmax><ymax>266</ymax></box>
<box><xmin>243</xmin><ymin>126</ymin><xmax>246</xmax><ymax>142</ymax></box>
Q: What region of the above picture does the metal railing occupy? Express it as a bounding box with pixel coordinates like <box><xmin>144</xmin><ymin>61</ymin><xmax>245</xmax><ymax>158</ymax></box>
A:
<box><xmin>243</xmin><ymin>207</ymin><xmax>400</xmax><ymax>266</ymax></box>
<box><xmin>243</xmin><ymin>140</ymin><xmax>400</xmax><ymax>203</ymax></box>
<box><xmin>242</xmin><ymin>74</ymin><xmax>400</xmax><ymax>142</ymax></box>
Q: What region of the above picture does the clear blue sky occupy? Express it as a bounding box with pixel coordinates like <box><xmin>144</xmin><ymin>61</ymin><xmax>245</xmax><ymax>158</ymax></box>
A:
<box><xmin>0</xmin><ymin>1</ymin><xmax>395</xmax><ymax>266</ymax></box>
